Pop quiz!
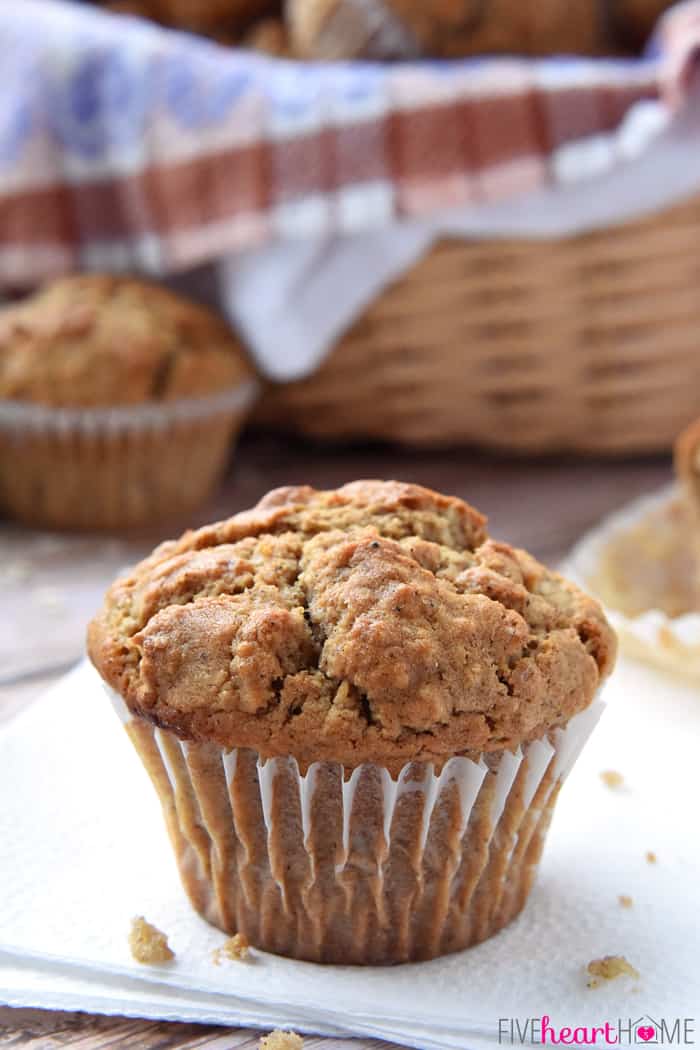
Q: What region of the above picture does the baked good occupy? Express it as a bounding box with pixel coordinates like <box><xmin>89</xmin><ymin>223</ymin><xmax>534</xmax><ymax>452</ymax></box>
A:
<box><xmin>128</xmin><ymin>916</ymin><xmax>175</xmax><ymax>963</ymax></box>
<box><xmin>89</xmin><ymin>481</ymin><xmax>615</xmax><ymax>963</ymax></box>
<box><xmin>155</xmin><ymin>0</ymin><xmax>277</xmax><ymax>33</ymax></box>
<box><xmin>0</xmin><ymin>275</ymin><xmax>256</xmax><ymax>529</ymax></box>
<box><xmin>288</xmin><ymin>0</ymin><xmax>675</xmax><ymax>59</ymax></box>
<box><xmin>610</xmin><ymin>0</ymin><xmax>674</xmax><ymax>52</ymax></box>
<box><xmin>288</xmin><ymin>0</ymin><xmax>617</xmax><ymax>60</ymax></box>
<box><xmin>242</xmin><ymin>16</ymin><xmax>291</xmax><ymax>54</ymax></box>
<box><xmin>259</xmin><ymin>1034</ymin><xmax>304</xmax><ymax>1050</ymax></box>
<box><xmin>99</xmin><ymin>0</ymin><xmax>671</xmax><ymax>54</ymax></box>
<box><xmin>101</xmin><ymin>0</ymin><xmax>280</xmax><ymax>35</ymax></box>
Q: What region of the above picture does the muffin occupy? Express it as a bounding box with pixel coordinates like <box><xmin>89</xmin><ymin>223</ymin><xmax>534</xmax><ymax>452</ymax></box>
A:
<box><xmin>0</xmin><ymin>276</ymin><xmax>256</xmax><ymax>529</ymax></box>
<box><xmin>611</xmin><ymin>0</ymin><xmax>673</xmax><ymax>52</ymax></box>
<box><xmin>288</xmin><ymin>0</ymin><xmax>617</xmax><ymax>61</ymax></box>
<box><xmin>242</xmin><ymin>16</ymin><xmax>292</xmax><ymax>54</ymax></box>
<box><xmin>157</xmin><ymin>0</ymin><xmax>279</xmax><ymax>33</ymax></box>
<box><xmin>88</xmin><ymin>481</ymin><xmax>616</xmax><ymax>964</ymax></box>
<box><xmin>101</xmin><ymin>0</ymin><xmax>279</xmax><ymax>35</ymax></box>
<box><xmin>288</xmin><ymin>0</ymin><xmax>676</xmax><ymax>59</ymax></box>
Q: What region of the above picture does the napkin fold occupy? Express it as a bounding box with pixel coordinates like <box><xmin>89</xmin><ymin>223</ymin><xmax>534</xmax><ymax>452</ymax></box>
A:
<box><xmin>1</xmin><ymin>657</ymin><xmax>699</xmax><ymax>1048</ymax></box>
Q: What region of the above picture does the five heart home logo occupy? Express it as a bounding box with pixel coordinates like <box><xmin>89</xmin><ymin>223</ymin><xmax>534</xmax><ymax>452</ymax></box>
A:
<box><xmin>498</xmin><ymin>1015</ymin><xmax>696</xmax><ymax>1045</ymax></box>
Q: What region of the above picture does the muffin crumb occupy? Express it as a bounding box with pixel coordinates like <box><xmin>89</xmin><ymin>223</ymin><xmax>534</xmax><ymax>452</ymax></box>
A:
<box><xmin>128</xmin><ymin>916</ymin><xmax>174</xmax><ymax>964</ymax></box>
<box><xmin>600</xmin><ymin>769</ymin><xmax>624</xmax><ymax>789</ymax></box>
<box><xmin>212</xmin><ymin>932</ymin><xmax>250</xmax><ymax>964</ymax></box>
<box><xmin>587</xmin><ymin>955</ymin><xmax>639</xmax><ymax>987</ymax></box>
<box><xmin>618</xmin><ymin>895</ymin><xmax>633</xmax><ymax>908</ymax></box>
<box><xmin>259</xmin><ymin>1031</ymin><xmax>304</xmax><ymax>1050</ymax></box>
<box><xmin>646</xmin><ymin>850</ymin><xmax>658</xmax><ymax>864</ymax></box>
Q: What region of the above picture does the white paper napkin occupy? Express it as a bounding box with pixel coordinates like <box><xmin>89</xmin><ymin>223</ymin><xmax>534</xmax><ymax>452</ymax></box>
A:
<box><xmin>1</xmin><ymin>657</ymin><xmax>699</xmax><ymax>1049</ymax></box>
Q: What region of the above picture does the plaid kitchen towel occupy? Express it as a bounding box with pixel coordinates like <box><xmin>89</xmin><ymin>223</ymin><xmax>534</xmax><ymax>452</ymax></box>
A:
<box><xmin>1</xmin><ymin>0</ymin><xmax>700</xmax><ymax>290</ymax></box>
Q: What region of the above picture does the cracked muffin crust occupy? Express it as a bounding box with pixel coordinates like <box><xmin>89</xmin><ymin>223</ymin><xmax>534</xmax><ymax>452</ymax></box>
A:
<box><xmin>0</xmin><ymin>275</ymin><xmax>251</xmax><ymax>407</ymax></box>
<box><xmin>89</xmin><ymin>481</ymin><xmax>615</xmax><ymax>771</ymax></box>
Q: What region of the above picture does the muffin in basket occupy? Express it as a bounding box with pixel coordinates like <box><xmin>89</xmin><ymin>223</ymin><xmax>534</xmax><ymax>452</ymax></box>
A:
<box><xmin>288</xmin><ymin>0</ymin><xmax>674</xmax><ymax>59</ymax></box>
<box><xmin>102</xmin><ymin>0</ymin><xmax>279</xmax><ymax>36</ymax></box>
<box><xmin>88</xmin><ymin>480</ymin><xmax>616</xmax><ymax>964</ymax></box>
<box><xmin>0</xmin><ymin>275</ymin><xmax>256</xmax><ymax>530</ymax></box>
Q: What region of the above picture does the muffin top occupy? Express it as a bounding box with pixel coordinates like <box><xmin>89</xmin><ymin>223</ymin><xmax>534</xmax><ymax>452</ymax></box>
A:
<box><xmin>88</xmin><ymin>481</ymin><xmax>616</xmax><ymax>771</ymax></box>
<box><xmin>0</xmin><ymin>275</ymin><xmax>252</xmax><ymax>407</ymax></box>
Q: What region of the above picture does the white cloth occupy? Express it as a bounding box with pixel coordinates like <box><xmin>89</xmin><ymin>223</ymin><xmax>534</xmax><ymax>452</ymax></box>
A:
<box><xmin>220</xmin><ymin>98</ymin><xmax>700</xmax><ymax>382</ymax></box>
<box><xmin>1</xmin><ymin>656</ymin><xmax>699</xmax><ymax>1049</ymax></box>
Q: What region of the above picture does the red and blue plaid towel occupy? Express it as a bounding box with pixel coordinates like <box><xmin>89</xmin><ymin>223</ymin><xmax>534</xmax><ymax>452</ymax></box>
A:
<box><xmin>0</xmin><ymin>0</ymin><xmax>699</xmax><ymax>288</ymax></box>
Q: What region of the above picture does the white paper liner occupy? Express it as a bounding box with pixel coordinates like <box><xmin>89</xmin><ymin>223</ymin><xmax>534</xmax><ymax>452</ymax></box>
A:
<box><xmin>105</xmin><ymin>684</ymin><xmax>604</xmax><ymax>885</ymax></box>
<box><xmin>566</xmin><ymin>483</ymin><xmax>700</xmax><ymax>678</ymax></box>
<box><xmin>0</xmin><ymin>379</ymin><xmax>259</xmax><ymax>436</ymax></box>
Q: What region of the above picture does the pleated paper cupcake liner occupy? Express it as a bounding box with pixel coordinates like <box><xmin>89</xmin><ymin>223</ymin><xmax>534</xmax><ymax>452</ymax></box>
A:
<box><xmin>0</xmin><ymin>381</ymin><xmax>258</xmax><ymax>530</ymax></box>
<box><xmin>108</xmin><ymin>686</ymin><xmax>604</xmax><ymax>965</ymax></box>
<box><xmin>567</xmin><ymin>484</ymin><xmax>700</xmax><ymax>678</ymax></box>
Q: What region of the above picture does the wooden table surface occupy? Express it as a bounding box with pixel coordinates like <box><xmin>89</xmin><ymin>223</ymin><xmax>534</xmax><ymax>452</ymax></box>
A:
<box><xmin>0</xmin><ymin>433</ymin><xmax>673</xmax><ymax>1049</ymax></box>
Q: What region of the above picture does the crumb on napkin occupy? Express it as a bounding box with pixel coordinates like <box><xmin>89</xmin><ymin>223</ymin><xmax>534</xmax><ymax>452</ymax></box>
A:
<box><xmin>600</xmin><ymin>770</ymin><xmax>624</xmax><ymax>789</ymax></box>
<box><xmin>259</xmin><ymin>1031</ymin><xmax>304</xmax><ymax>1050</ymax></box>
<box><xmin>618</xmin><ymin>895</ymin><xmax>633</xmax><ymax>908</ymax></box>
<box><xmin>212</xmin><ymin>932</ymin><xmax>250</xmax><ymax>964</ymax></box>
<box><xmin>128</xmin><ymin>916</ymin><xmax>174</xmax><ymax>964</ymax></box>
<box><xmin>587</xmin><ymin>955</ymin><xmax>639</xmax><ymax>988</ymax></box>
<box><xmin>646</xmin><ymin>850</ymin><xmax>657</xmax><ymax>864</ymax></box>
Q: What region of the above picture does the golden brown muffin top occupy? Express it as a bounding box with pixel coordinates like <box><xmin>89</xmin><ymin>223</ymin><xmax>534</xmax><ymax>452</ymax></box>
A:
<box><xmin>0</xmin><ymin>275</ymin><xmax>252</xmax><ymax>407</ymax></box>
<box><xmin>88</xmin><ymin>481</ymin><xmax>616</xmax><ymax>771</ymax></box>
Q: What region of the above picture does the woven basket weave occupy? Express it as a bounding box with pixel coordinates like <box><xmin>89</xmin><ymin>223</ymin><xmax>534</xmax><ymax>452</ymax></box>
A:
<box><xmin>255</xmin><ymin>193</ymin><xmax>700</xmax><ymax>453</ymax></box>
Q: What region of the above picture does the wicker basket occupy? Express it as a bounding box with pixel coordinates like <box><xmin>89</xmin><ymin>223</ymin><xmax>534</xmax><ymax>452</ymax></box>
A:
<box><xmin>255</xmin><ymin>192</ymin><xmax>700</xmax><ymax>454</ymax></box>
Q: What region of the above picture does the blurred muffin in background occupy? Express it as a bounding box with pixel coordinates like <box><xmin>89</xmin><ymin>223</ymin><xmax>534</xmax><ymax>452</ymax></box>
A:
<box><xmin>287</xmin><ymin>0</ymin><xmax>674</xmax><ymax>60</ymax></box>
<box><xmin>612</xmin><ymin>0</ymin><xmax>673</xmax><ymax>52</ymax></box>
<box><xmin>0</xmin><ymin>275</ymin><xmax>256</xmax><ymax>531</ymax></box>
<box><xmin>241</xmin><ymin>15</ymin><xmax>291</xmax><ymax>54</ymax></box>
<box><xmin>100</xmin><ymin>0</ymin><xmax>281</xmax><ymax>38</ymax></box>
<box><xmin>98</xmin><ymin>0</ymin><xmax>673</xmax><ymax>55</ymax></box>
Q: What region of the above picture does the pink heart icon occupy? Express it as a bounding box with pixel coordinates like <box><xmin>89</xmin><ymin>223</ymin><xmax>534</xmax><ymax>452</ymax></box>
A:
<box><xmin>637</xmin><ymin>1027</ymin><xmax>655</xmax><ymax>1042</ymax></box>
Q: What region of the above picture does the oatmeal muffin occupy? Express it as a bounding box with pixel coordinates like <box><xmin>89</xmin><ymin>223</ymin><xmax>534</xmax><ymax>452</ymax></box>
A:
<box><xmin>242</xmin><ymin>16</ymin><xmax>291</xmax><ymax>54</ymax></box>
<box><xmin>157</xmin><ymin>0</ymin><xmax>278</xmax><ymax>33</ymax></box>
<box><xmin>611</xmin><ymin>0</ymin><xmax>674</xmax><ymax>51</ymax></box>
<box><xmin>288</xmin><ymin>0</ymin><xmax>674</xmax><ymax>59</ymax></box>
<box><xmin>0</xmin><ymin>275</ymin><xmax>256</xmax><ymax>529</ymax></box>
<box><xmin>101</xmin><ymin>0</ymin><xmax>279</xmax><ymax>35</ymax></box>
<box><xmin>89</xmin><ymin>481</ymin><xmax>616</xmax><ymax>963</ymax></box>
<box><xmin>288</xmin><ymin>0</ymin><xmax>617</xmax><ymax>61</ymax></box>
